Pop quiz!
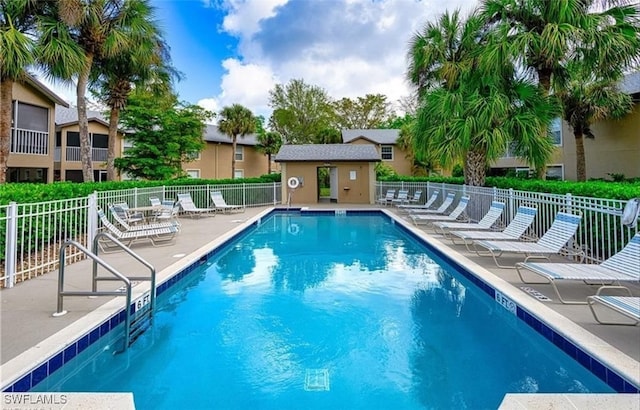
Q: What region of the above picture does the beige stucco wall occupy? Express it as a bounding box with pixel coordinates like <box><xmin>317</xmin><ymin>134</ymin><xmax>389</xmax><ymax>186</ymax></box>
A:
<box><xmin>184</xmin><ymin>142</ymin><xmax>270</xmax><ymax>179</ymax></box>
<box><xmin>280</xmin><ymin>161</ymin><xmax>375</xmax><ymax>204</ymax></box>
<box><xmin>8</xmin><ymin>82</ymin><xmax>56</xmax><ymax>182</ymax></box>
<box><xmin>561</xmin><ymin>103</ymin><xmax>640</xmax><ymax>180</ymax></box>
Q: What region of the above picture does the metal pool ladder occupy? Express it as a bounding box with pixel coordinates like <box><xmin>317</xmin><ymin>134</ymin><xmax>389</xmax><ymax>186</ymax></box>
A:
<box><xmin>53</xmin><ymin>232</ymin><xmax>157</xmax><ymax>352</ymax></box>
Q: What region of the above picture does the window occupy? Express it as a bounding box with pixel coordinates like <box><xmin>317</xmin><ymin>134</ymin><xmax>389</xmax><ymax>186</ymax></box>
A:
<box><xmin>235</xmin><ymin>145</ymin><xmax>244</xmax><ymax>161</ymax></box>
<box><xmin>186</xmin><ymin>169</ymin><xmax>200</xmax><ymax>179</ymax></box>
<box><xmin>92</xmin><ymin>133</ymin><xmax>108</xmax><ymax>148</ymax></box>
<box><xmin>186</xmin><ymin>151</ymin><xmax>201</xmax><ymax>161</ymax></box>
<box><xmin>550</xmin><ymin>118</ymin><xmax>562</xmax><ymax>146</ymax></box>
<box><xmin>15</xmin><ymin>102</ymin><xmax>48</xmax><ymax>132</ymax></box>
<box><xmin>67</xmin><ymin>132</ymin><xmax>80</xmax><ymax>147</ymax></box>
<box><xmin>546</xmin><ymin>165</ymin><xmax>564</xmax><ymax>180</ymax></box>
<box><xmin>381</xmin><ymin>145</ymin><xmax>393</xmax><ymax>161</ymax></box>
<box><xmin>234</xmin><ymin>169</ymin><xmax>244</xmax><ymax>179</ymax></box>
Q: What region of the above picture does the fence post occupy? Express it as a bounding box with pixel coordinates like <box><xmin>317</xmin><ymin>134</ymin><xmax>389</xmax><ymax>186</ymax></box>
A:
<box><xmin>565</xmin><ymin>192</ymin><xmax>573</xmax><ymax>211</ymax></box>
<box><xmin>508</xmin><ymin>188</ymin><xmax>515</xmax><ymax>221</ymax></box>
<box><xmin>87</xmin><ymin>193</ymin><xmax>98</xmax><ymax>249</ymax></box>
<box><xmin>133</xmin><ymin>187</ymin><xmax>138</xmax><ymax>208</ymax></box>
<box><xmin>162</xmin><ymin>185</ymin><xmax>167</xmax><ymax>201</ymax></box>
<box><xmin>273</xmin><ymin>182</ymin><xmax>277</xmax><ymax>206</ymax></box>
<box><xmin>5</xmin><ymin>202</ymin><xmax>18</xmax><ymax>288</ymax></box>
<box><xmin>243</xmin><ymin>183</ymin><xmax>246</xmax><ymax>207</ymax></box>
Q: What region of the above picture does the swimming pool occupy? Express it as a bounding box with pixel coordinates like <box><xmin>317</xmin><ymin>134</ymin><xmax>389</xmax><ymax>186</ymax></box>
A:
<box><xmin>23</xmin><ymin>211</ymin><xmax>625</xmax><ymax>408</ymax></box>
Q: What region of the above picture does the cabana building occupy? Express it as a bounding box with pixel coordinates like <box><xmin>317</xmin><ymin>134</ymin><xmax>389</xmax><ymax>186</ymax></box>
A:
<box><xmin>275</xmin><ymin>144</ymin><xmax>380</xmax><ymax>205</ymax></box>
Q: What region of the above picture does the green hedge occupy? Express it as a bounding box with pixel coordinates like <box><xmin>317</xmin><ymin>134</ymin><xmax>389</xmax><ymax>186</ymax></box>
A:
<box><xmin>0</xmin><ymin>174</ymin><xmax>281</xmax><ymax>261</ymax></box>
<box><xmin>0</xmin><ymin>173</ymin><xmax>282</xmax><ymax>206</ymax></box>
<box><xmin>379</xmin><ymin>176</ymin><xmax>640</xmax><ymax>200</ymax></box>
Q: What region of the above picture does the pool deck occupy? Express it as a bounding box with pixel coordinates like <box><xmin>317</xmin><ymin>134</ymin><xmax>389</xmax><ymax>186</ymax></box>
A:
<box><xmin>1</xmin><ymin>205</ymin><xmax>639</xmax><ymax>397</ymax></box>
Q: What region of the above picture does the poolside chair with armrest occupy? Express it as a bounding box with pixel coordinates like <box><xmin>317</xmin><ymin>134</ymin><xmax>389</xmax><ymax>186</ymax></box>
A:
<box><xmin>433</xmin><ymin>201</ymin><xmax>505</xmax><ymax>236</ymax></box>
<box><xmin>407</xmin><ymin>192</ymin><xmax>456</xmax><ymax>215</ymax></box>
<box><xmin>472</xmin><ymin>211</ymin><xmax>583</xmax><ymax>268</ymax></box>
<box><xmin>177</xmin><ymin>192</ymin><xmax>215</xmax><ymax>218</ymax></box>
<box><xmin>391</xmin><ymin>190</ymin><xmax>409</xmax><ymax>206</ymax></box>
<box><xmin>410</xmin><ymin>195</ymin><xmax>470</xmax><ymax>227</ymax></box>
<box><xmin>514</xmin><ymin>233</ymin><xmax>640</xmax><ymax>304</ymax></box>
<box><xmin>449</xmin><ymin>205</ymin><xmax>538</xmax><ymax>251</ymax></box>
<box><xmin>97</xmin><ymin>208</ymin><xmax>178</xmax><ymax>252</ymax></box>
<box><xmin>376</xmin><ymin>189</ymin><xmax>396</xmax><ymax>206</ymax></box>
<box><xmin>108</xmin><ymin>204</ymin><xmax>179</xmax><ymax>232</ymax></box>
<box><xmin>210</xmin><ymin>191</ymin><xmax>244</xmax><ymax>213</ymax></box>
<box><xmin>587</xmin><ymin>290</ymin><xmax>640</xmax><ymax>326</ymax></box>
<box><xmin>112</xmin><ymin>202</ymin><xmax>145</xmax><ymax>225</ymax></box>
<box><xmin>407</xmin><ymin>190</ymin><xmax>423</xmax><ymax>204</ymax></box>
<box><xmin>397</xmin><ymin>190</ymin><xmax>439</xmax><ymax>213</ymax></box>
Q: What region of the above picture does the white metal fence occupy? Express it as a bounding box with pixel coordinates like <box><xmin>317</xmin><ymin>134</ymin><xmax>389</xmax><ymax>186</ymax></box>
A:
<box><xmin>2</xmin><ymin>180</ymin><xmax>636</xmax><ymax>288</ymax></box>
<box><xmin>377</xmin><ymin>181</ymin><xmax>638</xmax><ymax>263</ymax></box>
<box><xmin>1</xmin><ymin>182</ymin><xmax>282</xmax><ymax>288</ymax></box>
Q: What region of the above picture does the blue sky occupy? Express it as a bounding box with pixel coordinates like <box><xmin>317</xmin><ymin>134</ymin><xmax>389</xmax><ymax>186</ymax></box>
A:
<box><xmin>43</xmin><ymin>0</ymin><xmax>478</xmax><ymax>120</ymax></box>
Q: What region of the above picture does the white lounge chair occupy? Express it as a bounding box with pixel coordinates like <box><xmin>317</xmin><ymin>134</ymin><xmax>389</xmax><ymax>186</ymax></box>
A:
<box><xmin>515</xmin><ymin>233</ymin><xmax>640</xmax><ymax>304</ymax></box>
<box><xmin>397</xmin><ymin>190</ymin><xmax>439</xmax><ymax>213</ymax></box>
<box><xmin>391</xmin><ymin>190</ymin><xmax>409</xmax><ymax>206</ymax></box>
<box><xmin>376</xmin><ymin>189</ymin><xmax>396</xmax><ymax>206</ymax></box>
<box><xmin>588</xmin><ymin>293</ymin><xmax>640</xmax><ymax>326</ymax></box>
<box><xmin>210</xmin><ymin>191</ymin><xmax>244</xmax><ymax>213</ymax></box>
<box><xmin>408</xmin><ymin>192</ymin><xmax>456</xmax><ymax>215</ymax></box>
<box><xmin>177</xmin><ymin>192</ymin><xmax>215</xmax><ymax>218</ymax></box>
<box><xmin>97</xmin><ymin>208</ymin><xmax>177</xmax><ymax>251</ymax></box>
<box><xmin>410</xmin><ymin>195</ymin><xmax>470</xmax><ymax>226</ymax></box>
<box><xmin>449</xmin><ymin>205</ymin><xmax>538</xmax><ymax>250</ymax></box>
<box><xmin>473</xmin><ymin>211</ymin><xmax>583</xmax><ymax>268</ymax></box>
<box><xmin>433</xmin><ymin>201</ymin><xmax>505</xmax><ymax>236</ymax></box>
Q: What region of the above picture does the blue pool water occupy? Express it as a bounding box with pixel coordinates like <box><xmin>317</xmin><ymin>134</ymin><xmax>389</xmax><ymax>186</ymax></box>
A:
<box><xmin>33</xmin><ymin>213</ymin><xmax>612</xmax><ymax>409</ymax></box>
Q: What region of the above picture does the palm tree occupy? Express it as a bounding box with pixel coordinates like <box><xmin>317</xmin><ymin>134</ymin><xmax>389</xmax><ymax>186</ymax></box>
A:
<box><xmin>90</xmin><ymin>1</ymin><xmax>177</xmax><ymax>181</ymax></box>
<box><xmin>59</xmin><ymin>0</ymin><xmax>159</xmax><ymax>182</ymax></box>
<box><xmin>0</xmin><ymin>0</ymin><xmax>38</xmax><ymax>183</ymax></box>
<box><xmin>218</xmin><ymin>104</ymin><xmax>256</xmax><ymax>178</ymax></box>
<box><xmin>0</xmin><ymin>1</ymin><xmax>82</xmax><ymax>183</ymax></box>
<box><xmin>408</xmin><ymin>9</ymin><xmax>557</xmax><ymax>186</ymax></box>
<box><xmin>256</xmin><ymin>130</ymin><xmax>282</xmax><ymax>174</ymax></box>
<box><xmin>556</xmin><ymin>66</ymin><xmax>634</xmax><ymax>181</ymax></box>
<box><xmin>481</xmin><ymin>0</ymin><xmax>640</xmax><ymax>176</ymax></box>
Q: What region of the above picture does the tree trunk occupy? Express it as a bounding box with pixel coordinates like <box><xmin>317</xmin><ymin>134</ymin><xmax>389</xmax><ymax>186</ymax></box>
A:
<box><xmin>0</xmin><ymin>80</ymin><xmax>14</xmax><ymax>184</ymax></box>
<box><xmin>534</xmin><ymin>68</ymin><xmax>553</xmax><ymax>180</ymax></box>
<box><xmin>267</xmin><ymin>153</ymin><xmax>271</xmax><ymax>174</ymax></box>
<box><xmin>575</xmin><ymin>130</ymin><xmax>586</xmax><ymax>182</ymax></box>
<box><xmin>231</xmin><ymin>136</ymin><xmax>237</xmax><ymax>178</ymax></box>
<box><xmin>464</xmin><ymin>149</ymin><xmax>487</xmax><ymax>186</ymax></box>
<box><xmin>107</xmin><ymin>107</ymin><xmax>119</xmax><ymax>181</ymax></box>
<box><xmin>77</xmin><ymin>54</ymin><xmax>94</xmax><ymax>182</ymax></box>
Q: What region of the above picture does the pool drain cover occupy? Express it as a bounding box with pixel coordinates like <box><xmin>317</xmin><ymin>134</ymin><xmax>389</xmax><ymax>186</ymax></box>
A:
<box><xmin>304</xmin><ymin>369</ymin><xmax>330</xmax><ymax>391</ymax></box>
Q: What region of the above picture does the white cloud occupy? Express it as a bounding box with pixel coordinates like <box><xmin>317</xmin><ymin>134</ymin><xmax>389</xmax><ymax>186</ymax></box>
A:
<box><xmin>219</xmin><ymin>0</ymin><xmax>289</xmax><ymax>37</ymax></box>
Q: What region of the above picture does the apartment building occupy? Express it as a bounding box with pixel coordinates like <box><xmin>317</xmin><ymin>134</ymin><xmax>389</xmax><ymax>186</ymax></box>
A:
<box><xmin>7</xmin><ymin>75</ymin><xmax>68</xmax><ymax>183</ymax></box>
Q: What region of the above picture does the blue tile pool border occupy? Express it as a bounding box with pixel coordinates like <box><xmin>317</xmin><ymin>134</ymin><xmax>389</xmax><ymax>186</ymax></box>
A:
<box><xmin>4</xmin><ymin>208</ymin><xmax>638</xmax><ymax>393</ymax></box>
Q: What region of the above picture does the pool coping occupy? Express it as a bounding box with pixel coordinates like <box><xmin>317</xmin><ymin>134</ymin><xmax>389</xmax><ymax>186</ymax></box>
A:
<box><xmin>2</xmin><ymin>207</ymin><xmax>638</xmax><ymax>394</ymax></box>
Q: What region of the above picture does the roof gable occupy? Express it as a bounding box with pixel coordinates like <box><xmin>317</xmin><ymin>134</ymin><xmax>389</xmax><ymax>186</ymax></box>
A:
<box><xmin>24</xmin><ymin>74</ymin><xmax>69</xmax><ymax>107</ymax></box>
<box><xmin>342</xmin><ymin>129</ymin><xmax>399</xmax><ymax>144</ymax></box>
<box><xmin>275</xmin><ymin>144</ymin><xmax>380</xmax><ymax>162</ymax></box>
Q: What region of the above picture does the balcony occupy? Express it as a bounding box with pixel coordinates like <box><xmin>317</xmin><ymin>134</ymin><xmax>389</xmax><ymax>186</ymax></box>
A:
<box><xmin>10</xmin><ymin>128</ymin><xmax>49</xmax><ymax>155</ymax></box>
<box><xmin>62</xmin><ymin>147</ymin><xmax>109</xmax><ymax>162</ymax></box>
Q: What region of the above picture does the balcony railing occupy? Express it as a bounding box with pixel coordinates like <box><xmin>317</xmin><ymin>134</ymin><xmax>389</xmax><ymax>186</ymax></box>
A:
<box><xmin>64</xmin><ymin>147</ymin><xmax>108</xmax><ymax>162</ymax></box>
<box><xmin>10</xmin><ymin>128</ymin><xmax>49</xmax><ymax>155</ymax></box>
